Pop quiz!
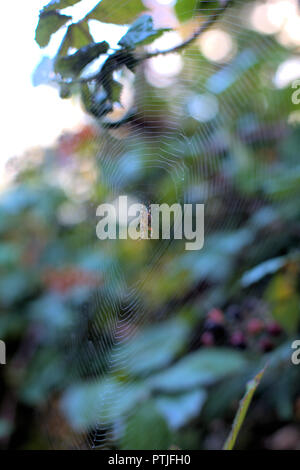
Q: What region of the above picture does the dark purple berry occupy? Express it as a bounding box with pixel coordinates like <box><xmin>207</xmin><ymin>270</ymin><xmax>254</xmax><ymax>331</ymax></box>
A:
<box><xmin>230</xmin><ymin>331</ymin><xmax>247</xmax><ymax>349</ymax></box>
<box><xmin>201</xmin><ymin>331</ymin><xmax>215</xmax><ymax>346</ymax></box>
<box><xmin>266</xmin><ymin>322</ymin><xmax>282</xmax><ymax>337</ymax></box>
<box><xmin>259</xmin><ymin>338</ymin><xmax>274</xmax><ymax>352</ymax></box>
<box><xmin>204</xmin><ymin>320</ymin><xmax>226</xmax><ymax>341</ymax></box>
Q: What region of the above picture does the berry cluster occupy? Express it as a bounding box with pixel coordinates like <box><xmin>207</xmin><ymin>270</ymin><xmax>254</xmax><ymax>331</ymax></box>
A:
<box><xmin>199</xmin><ymin>300</ymin><xmax>283</xmax><ymax>353</ymax></box>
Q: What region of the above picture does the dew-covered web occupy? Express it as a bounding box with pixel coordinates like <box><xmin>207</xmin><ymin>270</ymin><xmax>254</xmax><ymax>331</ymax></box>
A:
<box><xmin>60</xmin><ymin>0</ymin><xmax>294</xmax><ymax>449</ymax></box>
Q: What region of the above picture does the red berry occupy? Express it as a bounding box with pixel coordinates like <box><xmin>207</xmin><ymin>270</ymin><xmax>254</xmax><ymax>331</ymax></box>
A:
<box><xmin>247</xmin><ymin>318</ymin><xmax>264</xmax><ymax>335</ymax></box>
<box><xmin>207</xmin><ymin>308</ymin><xmax>224</xmax><ymax>324</ymax></box>
<box><xmin>266</xmin><ymin>322</ymin><xmax>282</xmax><ymax>337</ymax></box>
<box><xmin>201</xmin><ymin>331</ymin><xmax>215</xmax><ymax>346</ymax></box>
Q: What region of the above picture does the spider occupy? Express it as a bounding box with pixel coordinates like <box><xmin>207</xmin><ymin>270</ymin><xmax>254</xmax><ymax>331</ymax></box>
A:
<box><xmin>138</xmin><ymin>202</ymin><xmax>152</xmax><ymax>240</ymax></box>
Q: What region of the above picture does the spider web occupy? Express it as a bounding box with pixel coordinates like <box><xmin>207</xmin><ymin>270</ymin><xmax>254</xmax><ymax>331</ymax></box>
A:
<box><xmin>58</xmin><ymin>0</ymin><xmax>295</xmax><ymax>449</ymax></box>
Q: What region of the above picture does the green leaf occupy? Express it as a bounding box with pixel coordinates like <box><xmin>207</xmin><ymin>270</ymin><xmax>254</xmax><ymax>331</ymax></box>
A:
<box><xmin>175</xmin><ymin>0</ymin><xmax>223</xmax><ymax>22</ymax></box>
<box><xmin>42</xmin><ymin>0</ymin><xmax>83</xmax><ymax>12</ymax></box>
<box><xmin>175</xmin><ymin>0</ymin><xmax>197</xmax><ymax>22</ymax></box>
<box><xmin>0</xmin><ymin>419</ymin><xmax>13</xmax><ymax>440</ymax></box>
<box><xmin>57</xmin><ymin>21</ymin><xmax>94</xmax><ymax>56</ymax></box>
<box><xmin>265</xmin><ymin>273</ymin><xmax>300</xmax><ymax>334</ymax></box>
<box><xmin>118</xmin><ymin>319</ymin><xmax>190</xmax><ymax>376</ymax></box>
<box><xmin>149</xmin><ymin>348</ymin><xmax>247</xmax><ymax>392</ymax></box>
<box><xmin>241</xmin><ymin>256</ymin><xmax>286</xmax><ymax>287</ymax></box>
<box><xmin>120</xmin><ymin>401</ymin><xmax>172</xmax><ymax>450</ymax></box>
<box><xmin>80</xmin><ymin>82</ymin><xmax>93</xmax><ymax>110</ymax></box>
<box><xmin>223</xmin><ymin>367</ymin><xmax>266</xmax><ymax>450</ymax></box>
<box><xmin>155</xmin><ymin>390</ymin><xmax>207</xmax><ymax>429</ymax></box>
<box><xmin>21</xmin><ymin>350</ymin><xmax>67</xmax><ymax>405</ymax></box>
<box><xmin>264</xmin><ymin>166</ymin><xmax>300</xmax><ymax>200</ymax></box>
<box><xmin>61</xmin><ymin>379</ymin><xmax>146</xmax><ymax>431</ymax></box>
<box><xmin>80</xmin><ymin>83</ymin><xmax>113</xmax><ymax>118</ymax></box>
<box><xmin>29</xmin><ymin>294</ymin><xmax>73</xmax><ymax>331</ymax></box>
<box><xmin>198</xmin><ymin>0</ymin><xmax>220</xmax><ymax>14</ymax></box>
<box><xmin>118</xmin><ymin>14</ymin><xmax>170</xmax><ymax>49</ymax></box>
<box><xmin>55</xmin><ymin>41</ymin><xmax>109</xmax><ymax>77</ymax></box>
<box><xmin>35</xmin><ymin>11</ymin><xmax>71</xmax><ymax>48</ymax></box>
<box><xmin>0</xmin><ymin>272</ymin><xmax>36</xmax><ymax>306</ymax></box>
<box><xmin>86</xmin><ymin>0</ymin><xmax>146</xmax><ymax>24</ymax></box>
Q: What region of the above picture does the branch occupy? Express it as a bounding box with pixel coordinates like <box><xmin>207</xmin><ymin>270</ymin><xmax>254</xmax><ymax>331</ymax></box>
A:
<box><xmin>144</xmin><ymin>0</ymin><xmax>232</xmax><ymax>59</ymax></box>
<box><xmin>57</xmin><ymin>0</ymin><xmax>231</xmax><ymax>87</ymax></box>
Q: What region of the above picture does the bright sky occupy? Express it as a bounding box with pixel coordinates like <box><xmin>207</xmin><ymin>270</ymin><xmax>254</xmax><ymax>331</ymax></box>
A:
<box><xmin>0</xmin><ymin>0</ymin><xmax>128</xmax><ymax>180</ymax></box>
<box><xmin>0</xmin><ymin>0</ymin><xmax>176</xmax><ymax>177</ymax></box>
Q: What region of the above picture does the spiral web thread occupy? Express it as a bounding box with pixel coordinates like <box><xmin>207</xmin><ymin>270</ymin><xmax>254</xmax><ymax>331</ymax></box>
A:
<box><xmin>59</xmin><ymin>0</ymin><xmax>294</xmax><ymax>449</ymax></box>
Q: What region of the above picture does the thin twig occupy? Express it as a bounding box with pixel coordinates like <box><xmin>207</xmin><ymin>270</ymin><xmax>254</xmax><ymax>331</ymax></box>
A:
<box><xmin>144</xmin><ymin>0</ymin><xmax>232</xmax><ymax>59</ymax></box>
<box><xmin>56</xmin><ymin>0</ymin><xmax>231</xmax><ymax>86</ymax></box>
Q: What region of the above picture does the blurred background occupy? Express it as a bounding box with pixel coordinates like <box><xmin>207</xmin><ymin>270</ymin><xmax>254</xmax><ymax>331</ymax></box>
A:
<box><xmin>1</xmin><ymin>0</ymin><xmax>300</xmax><ymax>450</ymax></box>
